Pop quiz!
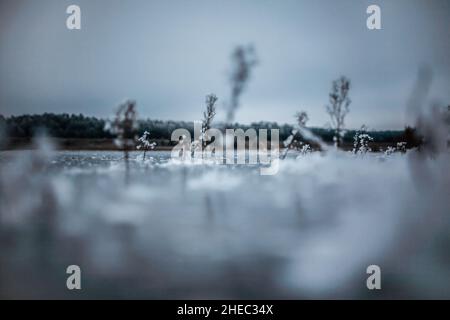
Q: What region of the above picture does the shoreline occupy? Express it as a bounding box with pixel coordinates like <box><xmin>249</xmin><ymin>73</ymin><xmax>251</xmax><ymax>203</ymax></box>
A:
<box><xmin>1</xmin><ymin>137</ymin><xmax>400</xmax><ymax>152</ymax></box>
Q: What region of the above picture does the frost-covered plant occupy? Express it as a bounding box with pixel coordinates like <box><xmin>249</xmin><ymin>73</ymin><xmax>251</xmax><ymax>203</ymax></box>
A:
<box><xmin>352</xmin><ymin>125</ymin><xmax>373</xmax><ymax>155</ymax></box>
<box><xmin>299</xmin><ymin>144</ymin><xmax>312</xmax><ymax>156</ymax></box>
<box><xmin>189</xmin><ymin>94</ymin><xmax>219</xmax><ymax>159</ymax></box>
<box><xmin>226</xmin><ymin>45</ymin><xmax>258</xmax><ymax>123</ymax></box>
<box><xmin>281</xmin><ymin>129</ymin><xmax>298</xmax><ymax>159</ymax></box>
<box><xmin>384</xmin><ymin>146</ymin><xmax>396</xmax><ymax>156</ymax></box>
<box><xmin>355</xmin><ymin>134</ymin><xmax>373</xmax><ymax>155</ymax></box>
<box><xmin>384</xmin><ymin>142</ymin><xmax>407</xmax><ymax>157</ymax></box>
<box><xmin>190</xmin><ymin>140</ymin><xmax>202</xmax><ymax>158</ymax></box>
<box><xmin>137</xmin><ymin>131</ymin><xmax>156</xmax><ymax>161</ymax></box>
<box><xmin>295</xmin><ymin>111</ymin><xmax>309</xmax><ymax>127</ymax></box>
<box><xmin>176</xmin><ymin>134</ymin><xmax>190</xmax><ymax>160</ymax></box>
<box><xmin>201</xmin><ymin>94</ymin><xmax>218</xmax><ymax>150</ymax></box>
<box><xmin>396</xmin><ymin>142</ymin><xmax>407</xmax><ymax>153</ymax></box>
<box><xmin>106</xmin><ymin>100</ymin><xmax>138</xmax><ymax>179</ymax></box>
<box><xmin>326</xmin><ymin>76</ymin><xmax>351</xmax><ymax>148</ymax></box>
<box><xmin>281</xmin><ymin>111</ymin><xmax>309</xmax><ymax>159</ymax></box>
<box><xmin>108</xmin><ymin>100</ymin><xmax>138</xmax><ymax>151</ymax></box>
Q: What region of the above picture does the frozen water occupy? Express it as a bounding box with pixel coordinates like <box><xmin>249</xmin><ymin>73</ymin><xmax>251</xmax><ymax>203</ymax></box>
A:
<box><xmin>0</xmin><ymin>146</ymin><xmax>449</xmax><ymax>299</ymax></box>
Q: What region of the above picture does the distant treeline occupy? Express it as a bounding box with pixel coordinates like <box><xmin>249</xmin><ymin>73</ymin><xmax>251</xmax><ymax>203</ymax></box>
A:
<box><xmin>0</xmin><ymin>113</ymin><xmax>419</xmax><ymax>146</ymax></box>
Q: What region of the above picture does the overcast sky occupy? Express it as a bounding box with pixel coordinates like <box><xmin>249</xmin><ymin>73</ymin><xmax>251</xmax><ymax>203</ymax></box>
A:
<box><xmin>0</xmin><ymin>0</ymin><xmax>449</xmax><ymax>129</ymax></box>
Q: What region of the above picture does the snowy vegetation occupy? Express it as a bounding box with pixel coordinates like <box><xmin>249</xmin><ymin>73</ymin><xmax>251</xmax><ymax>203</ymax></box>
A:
<box><xmin>137</xmin><ymin>131</ymin><xmax>156</xmax><ymax>161</ymax></box>
<box><xmin>326</xmin><ymin>76</ymin><xmax>351</xmax><ymax>148</ymax></box>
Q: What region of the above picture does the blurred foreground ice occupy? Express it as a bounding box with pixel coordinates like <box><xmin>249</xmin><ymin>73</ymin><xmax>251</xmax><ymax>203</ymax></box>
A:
<box><xmin>0</xmin><ymin>144</ymin><xmax>449</xmax><ymax>299</ymax></box>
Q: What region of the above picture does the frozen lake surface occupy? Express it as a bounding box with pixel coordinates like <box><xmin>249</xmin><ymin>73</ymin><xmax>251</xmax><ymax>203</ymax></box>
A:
<box><xmin>0</xmin><ymin>147</ymin><xmax>449</xmax><ymax>298</ymax></box>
